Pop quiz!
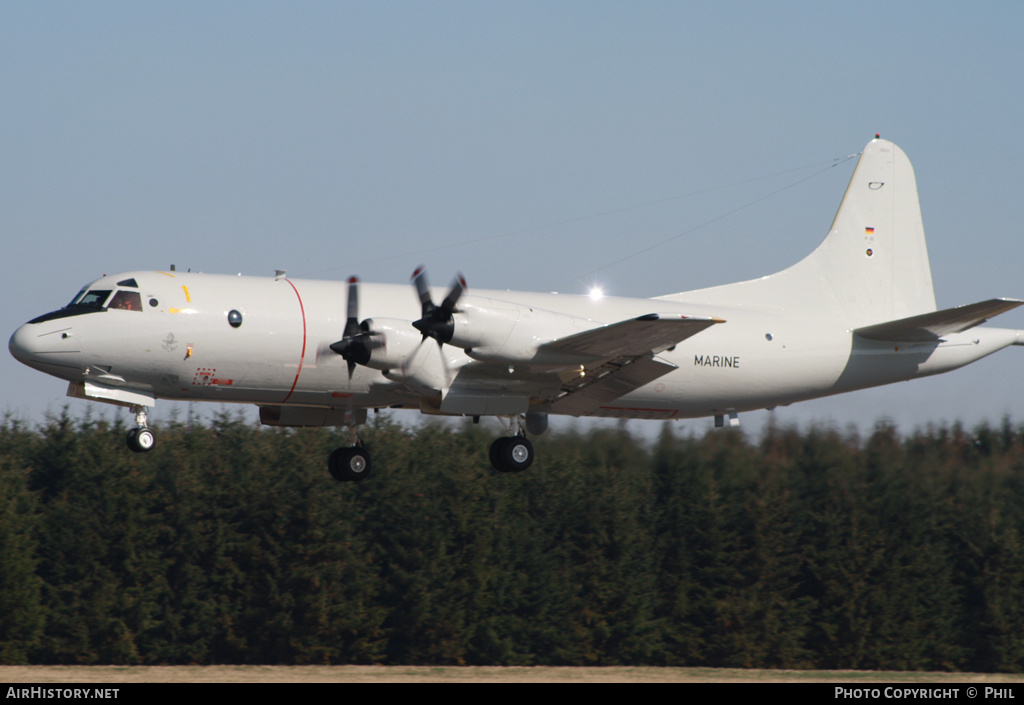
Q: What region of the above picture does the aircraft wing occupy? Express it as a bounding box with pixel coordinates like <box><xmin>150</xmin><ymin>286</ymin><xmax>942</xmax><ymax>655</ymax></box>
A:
<box><xmin>540</xmin><ymin>313</ymin><xmax>724</xmax><ymax>416</ymax></box>
<box><xmin>854</xmin><ymin>298</ymin><xmax>1024</xmax><ymax>342</ymax></box>
<box><xmin>538</xmin><ymin>312</ymin><xmax>724</xmax><ymax>360</ymax></box>
<box><xmin>439</xmin><ymin>312</ymin><xmax>724</xmax><ymax>417</ymax></box>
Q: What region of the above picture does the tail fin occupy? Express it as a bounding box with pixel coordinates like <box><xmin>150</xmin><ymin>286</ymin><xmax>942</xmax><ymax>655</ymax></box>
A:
<box><xmin>662</xmin><ymin>137</ymin><xmax>938</xmax><ymax>324</ymax></box>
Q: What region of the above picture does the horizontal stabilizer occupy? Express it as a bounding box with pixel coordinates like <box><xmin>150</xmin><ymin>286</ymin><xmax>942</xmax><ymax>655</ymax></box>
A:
<box><xmin>540</xmin><ymin>312</ymin><xmax>724</xmax><ymax>361</ymax></box>
<box><xmin>854</xmin><ymin>298</ymin><xmax>1024</xmax><ymax>342</ymax></box>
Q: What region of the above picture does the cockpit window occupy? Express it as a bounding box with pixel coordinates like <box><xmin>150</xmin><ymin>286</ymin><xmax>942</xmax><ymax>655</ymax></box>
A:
<box><xmin>77</xmin><ymin>290</ymin><xmax>112</xmax><ymax>308</ymax></box>
<box><xmin>67</xmin><ymin>286</ymin><xmax>89</xmax><ymax>307</ymax></box>
<box><xmin>117</xmin><ymin>278</ymin><xmax>139</xmax><ymax>288</ymax></box>
<box><xmin>109</xmin><ymin>291</ymin><xmax>143</xmax><ymax>311</ymax></box>
<box><xmin>29</xmin><ymin>288</ymin><xmax>113</xmax><ymax>324</ymax></box>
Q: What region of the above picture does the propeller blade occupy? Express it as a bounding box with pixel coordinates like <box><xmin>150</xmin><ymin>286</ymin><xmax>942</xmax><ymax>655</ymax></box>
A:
<box><xmin>343</xmin><ymin>276</ymin><xmax>361</xmax><ymax>339</ymax></box>
<box><xmin>440</xmin><ymin>273</ymin><xmax>466</xmax><ymax>315</ymax></box>
<box><xmin>410</xmin><ymin>266</ymin><xmax>464</xmax><ymax>345</ymax></box>
<box><xmin>412</xmin><ymin>266</ymin><xmax>432</xmax><ymax>315</ymax></box>
<box><xmin>330</xmin><ymin>276</ymin><xmax>373</xmax><ymax>376</ymax></box>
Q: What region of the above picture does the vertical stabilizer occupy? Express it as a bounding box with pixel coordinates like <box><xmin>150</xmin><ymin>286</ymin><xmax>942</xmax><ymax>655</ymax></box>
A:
<box><xmin>806</xmin><ymin>137</ymin><xmax>937</xmax><ymax>321</ymax></box>
<box><xmin>662</xmin><ymin>137</ymin><xmax>938</xmax><ymax>324</ymax></box>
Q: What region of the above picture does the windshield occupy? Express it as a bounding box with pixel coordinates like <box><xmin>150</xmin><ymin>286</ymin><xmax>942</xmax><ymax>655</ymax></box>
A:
<box><xmin>67</xmin><ymin>286</ymin><xmax>89</xmax><ymax>307</ymax></box>
<box><xmin>76</xmin><ymin>290</ymin><xmax>112</xmax><ymax>308</ymax></box>
<box><xmin>29</xmin><ymin>288</ymin><xmax>121</xmax><ymax>324</ymax></box>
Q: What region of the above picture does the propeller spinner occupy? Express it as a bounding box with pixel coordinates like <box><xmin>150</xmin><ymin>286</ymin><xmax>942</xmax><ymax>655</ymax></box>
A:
<box><xmin>411</xmin><ymin>266</ymin><xmax>466</xmax><ymax>345</ymax></box>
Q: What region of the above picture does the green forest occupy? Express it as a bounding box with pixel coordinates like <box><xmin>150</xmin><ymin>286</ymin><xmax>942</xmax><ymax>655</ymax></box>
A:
<box><xmin>2</xmin><ymin>410</ymin><xmax>1024</xmax><ymax>672</ymax></box>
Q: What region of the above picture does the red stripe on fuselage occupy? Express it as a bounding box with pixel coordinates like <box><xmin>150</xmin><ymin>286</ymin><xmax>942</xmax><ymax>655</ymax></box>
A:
<box><xmin>282</xmin><ymin>279</ymin><xmax>307</xmax><ymax>403</ymax></box>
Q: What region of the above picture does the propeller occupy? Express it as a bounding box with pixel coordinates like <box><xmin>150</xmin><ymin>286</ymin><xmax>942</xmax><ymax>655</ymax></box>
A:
<box><xmin>411</xmin><ymin>266</ymin><xmax>466</xmax><ymax>345</ymax></box>
<box><xmin>329</xmin><ymin>277</ymin><xmax>377</xmax><ymax>378</ymax></box>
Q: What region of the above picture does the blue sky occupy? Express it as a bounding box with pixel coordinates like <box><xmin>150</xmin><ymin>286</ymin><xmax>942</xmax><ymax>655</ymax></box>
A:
<box><xmin>4</xmin><ymin>1</ymin><xmax>1024</xmax><ymax>435</ymax></box>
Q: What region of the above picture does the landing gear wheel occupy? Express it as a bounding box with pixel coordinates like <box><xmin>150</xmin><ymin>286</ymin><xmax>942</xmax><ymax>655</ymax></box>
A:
<box><xmin>489</xmin><ymin>436</ymin><xmax>507</xmax><ymax>469</ymax></box>
<box><xmin>490</xmin><ymin>435</ymin><xmax>534</xmax><ymax>473</ymax></box>
<box><xmin>328</xmin><ymin>446</ymin><xmax>373</xmax><ymax>482</ymax></box>
<box><xmin>127</xmin><ymin>427</ymin><xmax>156</xmax><ymax>453</ymax></box>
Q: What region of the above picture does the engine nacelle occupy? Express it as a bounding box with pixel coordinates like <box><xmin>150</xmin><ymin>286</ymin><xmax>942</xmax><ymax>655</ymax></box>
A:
<box><xmin>359</xmin><ymin>318</ymin><xmax>423</xmax><ymax>373</ymax></box>
<box><xmin>362</xmin><ymin>317</ymin><xmax>450</xmax><ymax>397</ymax></box>
<box><xmin>449</xmin><ymin>298</ymin><xmax>596</xmax><ymax>366</ymax></box>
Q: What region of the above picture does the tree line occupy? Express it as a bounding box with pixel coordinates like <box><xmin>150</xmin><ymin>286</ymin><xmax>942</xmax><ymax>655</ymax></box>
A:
<box><xmin>2</xmin><ymin>410</ymin><xmax>1023</xmax><ymax>671</ymax></box>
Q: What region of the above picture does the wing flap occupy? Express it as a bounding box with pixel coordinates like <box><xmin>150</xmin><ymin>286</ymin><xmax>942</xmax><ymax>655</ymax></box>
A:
<box><xmin>546</xmin><ymin>355</ymin><xmax>677</xmax><ymax>416</ymax></box>
<box><xmin>854</xmin><ymin>298</ymin><xmax>1024</xmax><ymax>342</ymax></box>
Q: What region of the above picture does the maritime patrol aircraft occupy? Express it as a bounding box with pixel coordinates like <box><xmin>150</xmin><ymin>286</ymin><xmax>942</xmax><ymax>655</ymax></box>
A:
<box><xmin>10</xmin><ymin>137</ymin><xmax>1024</xmax><ymax>481</ymax></box>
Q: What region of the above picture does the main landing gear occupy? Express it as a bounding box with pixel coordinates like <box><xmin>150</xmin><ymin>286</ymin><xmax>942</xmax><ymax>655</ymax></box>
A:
<box><xmin>328</xmin><ymin>427</ymin><xmax>372</xmax><ymax>482</ymax></box>
<box><xmin>489</xmin><ymin>415</ymin><xmax>535</xmax><ymax>474</ymax></box>
<box><xmin>325</xmin><ymin>415</ymin><xmax>536</xmax><ymax>482</ymax></box>
<box><xmin>489</xmin><ymin>435</ymin><xmax>534</xmax><ymax>473</ymax></box>
<box><xmin>328</xmin><ymin>444</ymin><xmax>372</xmax><ymax>482</ymax></box>
<box><xmin>126</xmin><ymin>405</ymin><xmax>155</xmax><ymax>453</ymax></box>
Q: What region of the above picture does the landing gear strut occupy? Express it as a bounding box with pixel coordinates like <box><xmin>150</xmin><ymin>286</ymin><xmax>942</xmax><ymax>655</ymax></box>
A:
<box><xmin>126</xmin><ymin>406</ymin><xmax>155</xmax><ymax>453</ymax></box>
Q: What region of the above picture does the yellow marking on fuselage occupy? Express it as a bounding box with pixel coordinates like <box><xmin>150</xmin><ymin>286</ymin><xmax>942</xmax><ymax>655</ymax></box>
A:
<box><xmin>156</xmin><ymin>271</ymin><xmax>176</xmax><ymax>277</ymax></box>
<box><xmin>182</xmin><ymin>285</ymin><xmax>191</xmax><ymax>302</ymax></box>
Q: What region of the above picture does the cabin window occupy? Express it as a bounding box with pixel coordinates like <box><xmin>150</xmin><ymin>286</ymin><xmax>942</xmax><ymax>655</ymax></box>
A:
<box><xmin>228</xmin><ymin>310</ymin><xmax>243</xmax><ymax>328</ymax></box>
<box><xmin>109</xmin><ymin>291</ymin><xmax>143</xmax><ymax>311</ymax></box>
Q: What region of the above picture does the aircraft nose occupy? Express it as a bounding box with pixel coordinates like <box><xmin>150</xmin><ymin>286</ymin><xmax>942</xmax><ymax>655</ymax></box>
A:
<box><xmin>9</xmin><ymin>320</ymin><xmax>83</xmax><ymax>370</ymax></box>
<box><xmin>9</xmin><ymin>323</ymin><xmax>36</xmax><ymax>365</ymax></box>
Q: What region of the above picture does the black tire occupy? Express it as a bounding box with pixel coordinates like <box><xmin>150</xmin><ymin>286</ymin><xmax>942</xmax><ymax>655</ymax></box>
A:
<box><xmin>328</xmin><ymin>446</ymin><xmax>373</xmax><ymax>482</ymax></box>
<box><xmin>126</xmin><ymin>427</ymin><xmax>156</xmax><ymax>453</ymax></box>
<box><xmin>489</xmin><ymin>436</ymin><xmax>508</xmax><ymax>470</ymax></box>
<box><xmin>491</xmin><ymin>435</ymin><xmax>534</xmax><ymax>473</ymax></box>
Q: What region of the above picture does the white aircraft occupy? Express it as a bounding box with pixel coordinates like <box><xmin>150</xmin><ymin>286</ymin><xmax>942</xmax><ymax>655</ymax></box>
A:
<box><xmin>10</xmin><ymin>137</ymin><xmax>1024</xmax><ymax>481</ymax></box>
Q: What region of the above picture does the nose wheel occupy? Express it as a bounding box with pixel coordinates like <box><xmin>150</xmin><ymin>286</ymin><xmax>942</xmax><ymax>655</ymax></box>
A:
<box><xmin>126</xmin><ymin>406</ymin><xmax>155</xmax><ymax>453</ymax></box>
<box><xmin>127</xmin><ymin>427</ymin><xmax>156</xmax><ymax>453</ymax></box>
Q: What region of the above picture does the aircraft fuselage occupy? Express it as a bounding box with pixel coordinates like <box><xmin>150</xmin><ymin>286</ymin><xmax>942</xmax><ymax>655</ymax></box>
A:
<box><xmin>11</xmin><ymin>269</ymin><xmax>1018</xmax><ymax>423</ymax></box>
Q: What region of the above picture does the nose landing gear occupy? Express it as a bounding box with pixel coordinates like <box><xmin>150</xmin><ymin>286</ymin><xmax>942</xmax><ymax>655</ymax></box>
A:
<box><xmin>126</xmin><ymin>406</ymin><xmax>155</xmax><ymax>453</ymax></box>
